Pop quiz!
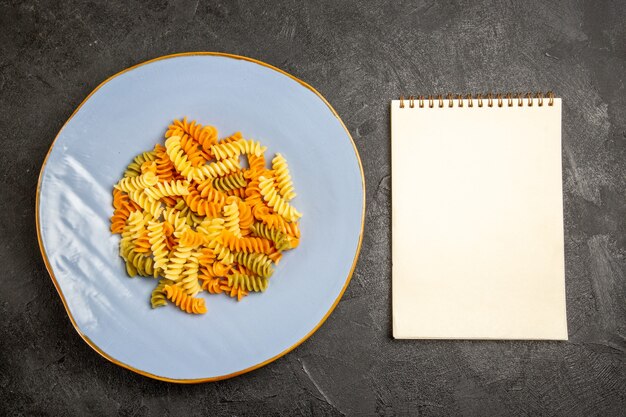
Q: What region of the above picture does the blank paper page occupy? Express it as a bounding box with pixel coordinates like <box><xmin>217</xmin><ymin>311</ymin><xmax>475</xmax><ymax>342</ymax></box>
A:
<box><xmin>391</xmin><ymin>98</ymin><xmax>567</xmax><ymax>340</ymax></box>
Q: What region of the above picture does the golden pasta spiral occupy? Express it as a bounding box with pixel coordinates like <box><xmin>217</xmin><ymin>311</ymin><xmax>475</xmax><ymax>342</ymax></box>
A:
<box><xmin>115</xmin><ymin>171</ymin><xmax>159</xmax><ymax>193</ymax></box>
<box><xmin>119</xmin><ymin>211</ymin><xmax>145</xmax><ymax>259</ymax></box>
<box><xmin>193</xmin><ymin>157</ymin><xmax>241</xmax><ymax>181</ymax></box>
<box><xmin>210</xmin><ymin>138</ymin><xmax>267</xmax><ymax>160</ymax></box>
<box><xmin>222</xmin><ymin>199</ymin><xmax>242</xmax><ymax>238</ymax></box>
<box><xmin>128</xmin><ymin>189</ymin><xmax>164</xmax><ymax>219</ymax></box>
<box><xmin>163</xmin><ymin>284</ymin><xmax>207</xmax><ymax>314</ymax></box>
<box><xmin>207</xmin><ymin>240</ymin><xmax>234</xmax><ymax>265</ymax></box>
<box><xmin>196</xmin><ymin>217</ymin><xmax>225</xmax><ymax>241</ymax></box>
<box><xmin>178</xmin><ymin>228</ymin><xmax>209</xmax><ymax>248</ymax></box>
<box><xmin>144</xmin><ymin>180</ymin><xmax>190</xmax><ymax>200</ymax></box>
<box><xmin>271</xmin><ymin>153</ymin><xmax>296</xmax><ymax>201</ymax></box>
<box><xmin>162</xmin><ymin>207</ymin><xmax>189</xmax><ymax>232</ymax></box>
<box><xmin>180</xmin><ymin>251</ymin><xmax>202</xmax><ymax>296</ymax></box>
<box><xmin>258</xmin><ymin>176</ymin><xmax>302</xmax><ymax>222</ymax></box>
<box><xmin>238</xmin><ymin>139</ymin><xmax>267</xmax><ymax>157</ymax></box>
<box><xmin>147</xmin><ymin>220</ymin><xmax>169</xmax><ymax>272</ymax></box>
<box><xmin>163</xmin><ymin>244</ymin><xmax>195</xmax><ymax>281</ymax></box>
<box><xmin>210</xmin><ymin>140</ymin><xmax>243</xmax><ymax>160</ymax></box>
<box><xmin>165</xmin><ymin>136</ymin><xmax>195</xmax><ymax>179</ymax></box>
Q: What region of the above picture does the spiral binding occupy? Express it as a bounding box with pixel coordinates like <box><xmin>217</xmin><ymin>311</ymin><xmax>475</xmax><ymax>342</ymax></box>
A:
<box><xmin>398</xmin><ymin>91</ymin><xmax>555</xmax><ymax>109</ymax></box>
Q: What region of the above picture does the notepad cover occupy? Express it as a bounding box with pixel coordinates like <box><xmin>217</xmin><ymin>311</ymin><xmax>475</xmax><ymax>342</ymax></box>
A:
<box><xmin>391</xmin><ymin>98</ymin><xmax>567</xmax><ymax>339</ymax></box>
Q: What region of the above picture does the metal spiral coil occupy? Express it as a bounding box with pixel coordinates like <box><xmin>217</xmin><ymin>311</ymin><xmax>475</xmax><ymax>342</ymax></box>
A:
<box><xmin>399</xmin><ymin>91</ymin><xmax>555</xmax><ymax>108</ymax></box>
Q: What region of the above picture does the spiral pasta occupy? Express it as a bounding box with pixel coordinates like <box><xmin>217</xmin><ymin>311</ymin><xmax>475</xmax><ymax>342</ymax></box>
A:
<box><xmin>115</xmin><ymin>171</ymin><xmax>159</xmax><ymax>193</ymax></box>
<box><xmin>147</xmin><ymin>220</ymin><xmax>169</xmax><ymax>272</ymax></box>
<box><xmin>258</xmin><ymin>176</ymin><xmax>302</xmax><ymax>222</ymax></box>
<box><xmin>201</xmin><ymin>277</ymin><xmax>248</xmax><ymax>301</ymax></box>
<box><xmin>179</xmin><ymin>133</ymin><xmax>207</xmax><ymax>167</ymax></box>
<box><xmin>222</xmin><ymin>199</ymin><xmax>242</xmax><ymax>238</ymax></box>
<box><xmin>180</xmin><ymin>252</ymin><xmax>202</xmax><ymax>296</ymax></box>
<box><xmin>124</xmin><ymin>150</ymin><xmax>156</xmax><ymax>178</ymax></box>
<box><xmin>153</xmin><ymin>144</ymin><xmax>178</xmax><ymax>181</ymax></box>
<box><xmin>228</xmin><ymin>273</ymin><xmax>269</xmax><ymax>292</ymax></box>
<box><xmin>208</xmin><ymin>240</ymin><xmax>234</xmax><ymax>265</ymax></box>
<box><xmin>234</xmin><ymin>252</ymin><xmax>273</xmax><ymax>279</ymax></box>
<box><xmin>192</xmin><ymin>157</ymin><xmax>241</xmax><ymax>181</ymax></box>
<box><xmin>126</xmin><ymin>249</ymin><xmax>155</xmax><ymax>277</ymax></box>
<box><xmin>120</xmin><ymin>211</ymin><xmax>145</xmax><ymax>259</ymax></box>
<box><xmin>178</xmin><ymin>228</ymin><xmax>209</xmax><ymax>248</ymax></box>
<box><xmin>250</xmin><ymin>222</ymin><xmax>291</xmax><ymax>251</ymax></box>
<box><xmin>163</xmin><ymin>284</ymin><xmax>207</xmax><ymax>314</ymax></box>
<box><xmin>151</xmin><ymin>279</ymin><xmax>174</xmax><ymax>308</ymax></box>
<box><xmin>110</xmin><ymin>189</ymin><xmax>140</xmax><ymax>234</ymax></box>
<box><xmin>272</xmin><ymin>153</ymin><xmax>296</xmax><ymax>201</ymax></box>
<box><xmin>196</xmin><ymin>217</ymin><xmax>225</xmax><ymax>241</ymax></box>
<box><xmin>212</xmin><ymin>172</ymin><xmax>247</xmax><ymax>192</ymax></box>
<box><xmin>197</xmin><ymin>179</ymin><xmax>228</xmax><ymax>204</ymax></box>
<box><xmin>144</xmin><ymin>180</ymin><xmax>190</xmax><ymax>200</ymax></box>
<box><xmin>219</xmin><ymin>230</ymin><xmax>275</xmax><ymax>255</ymax></box>
<box><xmin>211</xmin><ymin>139</ymin><xmax>267</xmax><ymax>160</ymax></box>
<box><xmin>128</xmin><ymin>189</ymin><xmax>164</xmax><ymax>219</ymax></box>
<box><xmin>162</xmin><ymin>207</ymin><xmax>189</xmax><ymax>233</ymax></box>
<box><xmin>237</xmin><ymin>200</ymin><xmax>253</xmax><ymax>235</ymax></box>
<box><xmin>247</xmin><ymin>153</ymin><xmax>267</xmax><ymax>178</ymax></box>
<box><xmin>140</xmin><ymin>160</ymin><xmax>157</xmax><ymax>175</ymax></box>
<box><xmin>133</xmin><ymin>230</ymin><xmax>151</xmax><ymax>253</ymax></box>
<box><xmin>166</xmin><ymin>117</ymin><xmax>218</xmax><ymax>153</ymax></box>
<box><xmin>164</xmin><ymin>244</ymin><xmax>195</xmax><ymax>281</ymax></box>
<box><xmin>184</xmin><ymin>186</ymin><xmax>223</xmax><ymax>218</ymax></box>
<box><xmin>165</xmin><ymin>136</ymin><xmax>195</xmax><ymax>179</ymax></box>
<box><xmin>111</xmin><ymin>117</ymin><xmax>302</xmax><ymax>315</ymax></box>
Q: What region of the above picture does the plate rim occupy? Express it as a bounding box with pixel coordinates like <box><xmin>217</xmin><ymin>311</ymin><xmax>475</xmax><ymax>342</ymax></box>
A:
<box><xmin>35</xmin><ymin>51</ymin><xmax>366</xmax><ymax>383</ymax></box>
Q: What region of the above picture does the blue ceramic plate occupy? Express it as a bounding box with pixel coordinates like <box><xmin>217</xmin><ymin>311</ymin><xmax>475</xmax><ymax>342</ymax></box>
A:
<box><xmin>36</xmin><ymin>53</ymin><xmax>364</xmax><ymax>382</ymax></box>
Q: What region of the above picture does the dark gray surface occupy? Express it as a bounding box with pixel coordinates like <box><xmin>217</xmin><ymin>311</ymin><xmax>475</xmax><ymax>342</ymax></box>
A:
<box><xmin>1</xmin><ymin>0</ymin><xmax>624</xmax><ymax>415</ymax></box>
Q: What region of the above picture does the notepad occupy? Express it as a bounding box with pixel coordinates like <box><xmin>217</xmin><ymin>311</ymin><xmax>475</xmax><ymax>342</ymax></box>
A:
<box><xmin>391</xmin><ymin>94</ymin><xmax>567</xmax><ymax>340</ymax></box>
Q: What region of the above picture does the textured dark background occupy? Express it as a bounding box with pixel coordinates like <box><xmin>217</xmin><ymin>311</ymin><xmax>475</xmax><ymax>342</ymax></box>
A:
<box><xmin>1</xmin><ymin>0</ymin><xmax>625</xmax><ymax>415</ymax></box>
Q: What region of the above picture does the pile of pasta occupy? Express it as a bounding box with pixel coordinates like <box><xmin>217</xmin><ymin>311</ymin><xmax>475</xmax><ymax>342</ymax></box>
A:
<box><xmin>110</xmin><ymin>118</ymin><xmax>302</xmax><ymax>315</ymax></box>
